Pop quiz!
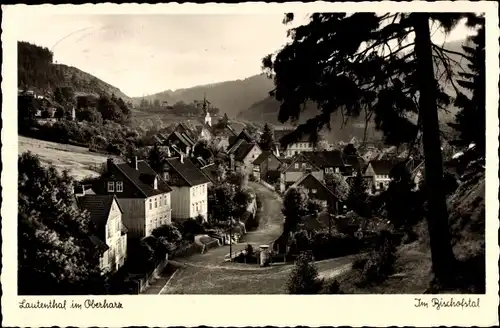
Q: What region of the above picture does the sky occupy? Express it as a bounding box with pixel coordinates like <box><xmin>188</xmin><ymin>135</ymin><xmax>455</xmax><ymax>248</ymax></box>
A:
<box><xmin>17</xmin><ymin>13</ymin><xmax>473</xmax><ymax>97</ymax></box>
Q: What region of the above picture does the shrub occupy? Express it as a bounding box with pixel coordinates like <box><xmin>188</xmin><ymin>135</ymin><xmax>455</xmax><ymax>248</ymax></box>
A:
<box><xmin>322</xmin><ymin>279</ymin><xmax>344</xmax><ymax>294</ymax></box>
<box><xmin>287</xmin><ymin>253</ymin><xmax>324</xmax><ymax>294</ymax></box>
<box><xmin>357</xmin><ymin>230</ymin><xmax>397</xmax><ymax>285</ymax></box>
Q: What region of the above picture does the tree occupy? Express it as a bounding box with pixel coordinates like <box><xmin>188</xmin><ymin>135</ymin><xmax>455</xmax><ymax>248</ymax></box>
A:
<box><xmin>343</xmin><ymin>143</ymin><xmax>358</xmax><ymax>157</ymax></box>
<box><xmin>324</xmin><ymin>173</ymin><xmax>350</xmax><ymax>202</ymax></box>
<box><xmin>287</xmin><ymin>253</ymin><xmax>323</xmax><ymax>294</ymax></box>
<box><xmin>207</xmin><ymin>183</ymin><xmax>237</xmax><ymax>224</ymax></box>
<box><xmin>18</xmin><ymin>93</ymin><xmax>39</xmax><ymax>132</ymax></box>
<box><xmin>77</xmin><ymin>107</ymin><xmax>103</xmax><ymax>125</ymax></box>
<box><xmin>153</xmin><ymin>99</ymin><xmax>161</xmax><ymax>108</ymax></box>
<box><xmin>97</xmin><ymin>94</ymin><xmax>124</xmax><ymax>123</ymax></box>
<box><xmin>259</xmin><ymin>123</ymin><xmax>275</xmax><ymax>151</ymax></box>
<box><xmin>448</xmin><ymin>17</ymin><xmax>485</xmax><ymax>157</ymax></box>
<box><xmin>148</xmin><ymin>143</ymin><xmax>168</xmax><ymax>174</ymax></box>
<box><xmin>263</xmin><ymin>12</ymin><xmax>479</xmax><ymax>286</ymax></box>
<box><xmin>193</xmin><ymin>140</ymin><xmax>213</xmax><ymax>162</ymax></box>
<box><xmin>151</xmin><ymin>224</ymin><xmax>183</xmax><ymax>253</ymax></box>
<box><xmin>282</xmin><ymin>187</ymin><xmax>309</xmax><ymax>233</ymax></box>
<box><xmin>18</xmin><ymin>151</ymin><xmax>105</xmax><ymax>295</ymax></box>
<box><xmin>346</xmin><ymin>170</ymin><xmax>370</xmax><ymax>216</ymax></box>
<box><xmin>384</xmin><ymin>162</ymin><xmax>420</xmax><ymax>231</ymax></box>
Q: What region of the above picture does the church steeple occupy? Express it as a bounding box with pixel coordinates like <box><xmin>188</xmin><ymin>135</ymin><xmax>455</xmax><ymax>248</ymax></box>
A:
<box><xmin>203</xmin><ymin>92</ymin><xmax>212</xmax><ymax>127</ymax></box>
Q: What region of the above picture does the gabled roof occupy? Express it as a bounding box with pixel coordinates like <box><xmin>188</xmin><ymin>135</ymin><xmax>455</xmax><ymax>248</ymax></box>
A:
<box><xmin>290</xmin><ymin>172</ymin><xmax>337</xmax><ymax>200</ymax></box>
<box><xmin>228</xmin><ymin>129</ymin><xmax>254</xmax><ymax>150</ymax></box>
<box><xmin>252</xmin><ymin>150</ymin><xmax>281</xmax><ymax>165</ymax></box>
<box><xmin>231</xmin><ymin>140</ymin><xmax>259</xmax><ymax>162</ymax></box>
<box><xmin>113</xmin><ymin>160</ymin><xmax>172</xmax><ymax>197</ymax></box>
<box><xmin>200</xmin><ymin>163</ymin><xmax>219</xmax><ymax>183</ymax></box>
<box><xmin>165</xmin><ymin>157</ymin><xmax>210</xmax><ymax>187</ymax></box>
<box><xmin>368</xmin><ymin>159</ymin><xmax>405</xmax><ymax>175</ymax></box>
<box><xmin>280</xmin><ymin>153</ymin><xmax>320</xmax><ymax>173</ymax></box>
<box><xmin>227</xmin><ymin>139</ymin><xmax>245</xmax><ymax>154</ymax></box>
<box><xmin>211</xmin><ymin>123</ymin><xmax>236</xmax><ymax>137</ymax></box>
<box><xmin>77</xmin><ymin>194</ymin><xmax>123</xmax><ymax>240</ymax></box>
<box><xmin>302</xmin><ymin>150</ymin><xmax>346</xmax><ymax>168</ymax></box>
<box><xmin>274</xmin><ymin>129</ymin><xmax>312</xmax><ymax>144</ymax></box>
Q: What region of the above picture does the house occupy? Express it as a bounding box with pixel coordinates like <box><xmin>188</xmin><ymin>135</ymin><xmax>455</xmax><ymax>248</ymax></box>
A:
<box><xmin>290</xmin><ymin>172</ymin><xmax>339</xmax><ymax>211</ymax></box>
<box><xmin>228</xmin><ymin>140</ymin><xmax>263</xmax><ymax>173</ymax></box>
<box><xmin>162</xmin><ymin>155</ymin><xmax>211</xmax><ymax>221</ymax></box>
<box><xmin>279</xmin><ymin>153</ymin><xmax>324</xmax><ymax>193</ymax></box>
<box><xmin>166</xmin><ymin>130</ymin><xmax>196</xmax><ymax>156</ymax></box>
<box><xmin>93</xmin><ymin>157</ymin><xmax>173</xmax><ymax>239</ymax></box>
<box><xmin>364</xmin><ymin>159</ymin><xmax>403</xmax><ymax>192</ymax></box>
<box><xmin>274</xmin><ymin>129</ymin><xmax>316</xmax><ymax>157</ymax></box>
<box><xmin>252</xmin><ymin>150</ymin><xmax>282</xmax><ymax>183</ymax></box>
<box><xmin>77</xmin><ymin>194</ymin><xmax>128</xmax><ymax>273</ymax></box>
<box><xmin>228</xmin><ymin>129</ymin><xmax>254</xmax><ymax>151</ymax></box>
<box><xmin>342</xmin><ymin>154</ymin><xmax>366</xmax><ymax>177</ymax></box>
<box><xmin>200</xmin><ymin>163</ymin><xmax>220</xmax><ymax>185</ymax></box>
<box><xmin>211</xmin><ymin>123</ymin><xmax>237</xmax><ymax>150</ymax></box>
<box><xmin>302</xmin><ymin>151</ymin><xmax>347</xmax><ymax>175</ymax></box>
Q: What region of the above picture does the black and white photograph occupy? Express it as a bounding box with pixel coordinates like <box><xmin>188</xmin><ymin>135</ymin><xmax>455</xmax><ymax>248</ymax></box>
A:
<box><xmin>2</xmin><ymin>2</ymin><xmax>498</xmax><ymax>327</ymax></box>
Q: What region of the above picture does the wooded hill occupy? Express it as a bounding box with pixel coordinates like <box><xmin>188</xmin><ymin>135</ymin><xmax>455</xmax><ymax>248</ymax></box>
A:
<box><xmin>18</xmin><ymin>41</ymin><xmax>132</xmax><ymax>103</ymax></box>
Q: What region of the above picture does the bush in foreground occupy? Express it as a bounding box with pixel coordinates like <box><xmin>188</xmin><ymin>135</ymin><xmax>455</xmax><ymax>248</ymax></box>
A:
<box><xmin>287</xmin><ymin>253</ymin><xmax>323</xmax><ymax>294</ymax></box>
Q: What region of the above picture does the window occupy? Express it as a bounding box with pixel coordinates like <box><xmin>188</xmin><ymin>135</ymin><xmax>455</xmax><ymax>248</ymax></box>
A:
<box><xmin>312</xmin><ymin>189</ymin><xmax>317</xmax><ymax>194</ymax></box>
<box><xmin>116</xmin><ymin>181</ymin><xmax>123</xmax><ymax>192</ymax></box>
<box><xmin>294</xmin><ymin>163</ymin><xmax>299</xmax><ymax>169</ymax></box>
<box><xmin>107</xmin><ymin>220</ymin><xmax>113</xmax><ymax>238</ymax></box>
<box><xmin>117</xmin><ymin>240</ymin><xmax>122</xmax><ymax>255</ymax></box>
<box><xmin>149</xmin><ymin>199</ymin><xmax>152</xmax><ymax>210</ymax></box>
<box><xmin>192</xmin><ymin>188</ymin><xmax>195</xmax><ymax>196</ymax></box>
<box><xmin>107</xmin><ymin>181</ymin><xmax>115</xmax><ymax>192</ymax></box>
<box><xmin>335</xmin><ymin>167</ymin><xmax>340</xmax><ymax>173</ymax></box>
<box><xmin>154</xmin><ymin>198</ymin><xmax>158</xmax><ymax>208</ymax></box>
<box><xmin>115</xmin><ymin>219</ymin><xmax>120</xmax><ymax>232</ymax></box>
<box><xmin>302</xmin><ymin>163</ymin><xmax>307</xmax><ymax>169</ymax></box>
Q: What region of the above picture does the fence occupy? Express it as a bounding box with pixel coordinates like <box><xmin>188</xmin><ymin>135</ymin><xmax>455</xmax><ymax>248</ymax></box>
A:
<box><xmin>136</xmin><ymin>255</ymin><xmax>169</xmax><ymax>293</ymax></box>
<box><xmin>259</xmin><ymin>179</ymin><xmax>275</xmax><ymax>191</ymax></box>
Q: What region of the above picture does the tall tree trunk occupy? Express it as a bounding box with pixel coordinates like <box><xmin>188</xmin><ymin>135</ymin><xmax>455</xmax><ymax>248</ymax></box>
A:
<box><xmin>413</xmin><ymin>14</ymin><xmax>456</xmax><ymax>287</ymax></box>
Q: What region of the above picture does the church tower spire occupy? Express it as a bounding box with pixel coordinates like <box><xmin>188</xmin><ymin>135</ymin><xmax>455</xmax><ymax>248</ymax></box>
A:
<box><xmin>203</xmin><ymin>92</ymin><xmax>212</xmax><ymax>127</ymax></box>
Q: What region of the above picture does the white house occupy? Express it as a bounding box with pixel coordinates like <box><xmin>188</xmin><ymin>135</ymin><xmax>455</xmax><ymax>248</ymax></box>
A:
<box><xmin>274</xmin><ymin>129</ymin><xmax>316</xmax><ymax>157</ymax></box>
<box><xmin>94</xmin><ymin>158</ymin><xmax>173</xmax><ymax>239</ymax></box>
<box><xmin>163</xmin><ymin>155</ymin><xmax>211</xmax><ymax>221</ymax></box>
<box><xmin>228</xmin><ymin>140</ymin><xmax>263</xmax><ymax>173</ymax></box>
<box><xmin>77</xmin><ymin>194</ymin><xmax>128</xmax><ymax>273</ymax></box>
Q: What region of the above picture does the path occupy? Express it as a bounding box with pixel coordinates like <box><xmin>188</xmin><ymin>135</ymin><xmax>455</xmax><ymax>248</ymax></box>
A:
<box><xmin>144</xmin><ymin>181</ymin><xmax>352</xmax><ymax>294</ymax></box>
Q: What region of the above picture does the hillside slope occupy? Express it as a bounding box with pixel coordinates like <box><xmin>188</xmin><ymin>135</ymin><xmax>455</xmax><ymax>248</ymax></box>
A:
<box><xmin>18</xmin><ymin>41</ymin><xmax>131</xmax><ymax>102</ymax></box>
<box><xmin>238</xmin><ymin>39</ymin><xmax>471</xmax><ymax>139</ymax></box>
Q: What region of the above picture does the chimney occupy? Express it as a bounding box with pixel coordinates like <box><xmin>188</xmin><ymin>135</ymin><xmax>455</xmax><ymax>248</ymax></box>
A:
<box><xmin>132</xmin><ymin>156</ymin><xmax>138</xmax><ymax>170</ymax></box>
<box><xmin>166</xmin><ymin>146</ymin><xmax>171</xmax><ymax>157</ymax></box>
<box><xmin>81</xmin><ymin>185</ymin><xmax>86</xmax><ymax>196</ymax></box>
<box><xmin>180</xmin><ymin>154</ymin><xmax>184</xmax><ymax>163</ymax></box>
<box><xmin>275</xmin><ymin>144</ymin><xmax>280</xmax><ymax>157</ymax></box>
<box><xmin>106</xmin><ymin>158</ymin><xmax>114</xmax><ymax>173</ymax></box>
<box><xmin>186</xmin><ymin>146</ymin><xmax>191</xmax><ymax>157</ymax></box>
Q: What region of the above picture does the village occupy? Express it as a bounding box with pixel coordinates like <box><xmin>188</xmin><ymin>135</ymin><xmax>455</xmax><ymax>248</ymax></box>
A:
<box><xmin>15</xmin><ymin>10</ymin><xmax>487</xmax><ymax>298</ymax></box>
<box><xmin>19</xmin><ymin>85</ymin><xmax>471</xmax><ymax>295</ymax></box>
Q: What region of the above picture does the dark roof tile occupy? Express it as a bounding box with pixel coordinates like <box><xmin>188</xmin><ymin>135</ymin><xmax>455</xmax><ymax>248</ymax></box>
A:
<box><xmin>114</xmin><ymin>160</ymin><xmax>172</xmax><ymax>197</ymax></box>
<box><xmin>165</xmin><ymin>157</ymin><xmax>210</xmax><ymax>186</ymax></box>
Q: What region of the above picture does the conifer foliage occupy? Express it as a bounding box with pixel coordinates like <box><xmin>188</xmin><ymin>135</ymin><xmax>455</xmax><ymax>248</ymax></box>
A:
<box><xmin>263</xmin><ymin>13</ymin><xmax>482</xmax><ymax>286</ymax></box>
<box><xmin>448</xmin><ymin>17</ymin><xmax>485</xmax><ymax>156</ymax></box>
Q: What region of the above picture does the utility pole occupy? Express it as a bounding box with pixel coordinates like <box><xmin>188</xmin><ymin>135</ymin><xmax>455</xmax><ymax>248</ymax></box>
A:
<box><xmin>228</xmin><ymin>216</ymin><xmax>233</xmax><ymax>262</ymax></box>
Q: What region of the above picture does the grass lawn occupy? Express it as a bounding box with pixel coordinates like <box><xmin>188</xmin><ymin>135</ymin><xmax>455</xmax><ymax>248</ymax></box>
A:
<box><xmin>18</xmin><ymin>136</ymin><xmax>112</xmax><ymax>180</ymax></box>
<box><xmin>162</xmin><ymin>255</ymin><xmax>356</xmax><ymax>294</ymax></box>
<box><xmin>334</xmin><ymin>242</ymin><xmax>432</xmax><ymax>294</ymax></box>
